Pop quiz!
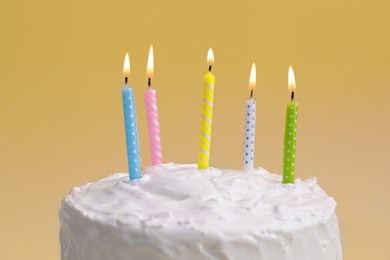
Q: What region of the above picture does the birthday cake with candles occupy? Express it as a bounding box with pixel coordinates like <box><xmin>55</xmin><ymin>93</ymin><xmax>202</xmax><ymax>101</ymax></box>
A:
<box><xmin>59</xmin><ymin>163</ymin><xmax>342</xmax><ymax>260</ymax></box>
<box><xmin>60</xmin><ymin>50</ymin><xmax>342</xmax><ymax>259</ymax></box>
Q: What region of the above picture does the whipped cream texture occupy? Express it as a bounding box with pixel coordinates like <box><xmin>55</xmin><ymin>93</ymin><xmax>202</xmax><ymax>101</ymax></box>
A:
<box><xmin>60</xmin><ymin>163</ymin><xmax>342</xmax><ymax>260</ymax></box>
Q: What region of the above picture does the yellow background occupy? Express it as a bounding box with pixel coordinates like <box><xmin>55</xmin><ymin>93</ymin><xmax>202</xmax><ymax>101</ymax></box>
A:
<box><xmin>1</xmin><ymin>0</ymin><xmax>389</xmax><ymax>259</ymax></box>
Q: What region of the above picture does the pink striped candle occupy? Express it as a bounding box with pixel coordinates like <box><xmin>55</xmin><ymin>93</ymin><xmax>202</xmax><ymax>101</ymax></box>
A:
<box><xmin>144</xmin><ymin>45</ymin><xmax>163</xmax><ymax>165</ymax></box>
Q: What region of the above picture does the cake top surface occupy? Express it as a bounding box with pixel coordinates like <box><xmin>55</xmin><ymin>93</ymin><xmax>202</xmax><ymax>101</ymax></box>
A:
<box><xmin>64</xmin><ymin>163</ymin><xmax>336</xmax><ymax>239</ymax></box>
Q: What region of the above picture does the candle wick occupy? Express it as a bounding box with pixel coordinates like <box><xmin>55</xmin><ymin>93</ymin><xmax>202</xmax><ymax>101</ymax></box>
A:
<box><xmin>148</xmin><ymin>78</ymin><xmax>151</xmax><ymax>88</ymax></box>
<box><xmin>125</xmin><ymin>77</ymin><xmax>128</xmax><ymax>84</ymax></box>
<box><xmin>208</xmin><ymin>65</ymin><xmax>212</xmax><ymax>72</ymax></box>
<box><xmin>250</xmin><ymin>89</ymin><xmax>254</xmax><ymax>100</ymax></box>
<box><xmin>291</xmin><ymin>91</ymin><xmax>295</xmax><ymax>102</ymax></box>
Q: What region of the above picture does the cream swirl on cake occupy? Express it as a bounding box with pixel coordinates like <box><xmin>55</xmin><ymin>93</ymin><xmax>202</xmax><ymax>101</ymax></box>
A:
<box><xmin>60</xmin><ymin>163</ymin><xmax>342</xmax><ymax>260</ymax></box>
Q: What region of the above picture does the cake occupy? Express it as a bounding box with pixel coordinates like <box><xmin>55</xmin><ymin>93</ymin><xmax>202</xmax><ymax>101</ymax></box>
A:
<box><xmin>59</xmin><ymin>163</ymin><xmax>342</xmax><ymax>260</ymax></box>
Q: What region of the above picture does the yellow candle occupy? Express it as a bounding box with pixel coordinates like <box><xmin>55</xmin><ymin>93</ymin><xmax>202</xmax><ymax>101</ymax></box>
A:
<box><xmin>198</xmin><ymin>48</ymin><xmax>215</xmax><ymax>169</ymax></box>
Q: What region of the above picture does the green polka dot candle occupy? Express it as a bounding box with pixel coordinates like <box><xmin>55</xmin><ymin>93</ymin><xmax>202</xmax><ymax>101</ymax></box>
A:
<box><xmin>282</xmin><ymin>66</ymin><xmax>298</xmax><ymax>184</ymax></box>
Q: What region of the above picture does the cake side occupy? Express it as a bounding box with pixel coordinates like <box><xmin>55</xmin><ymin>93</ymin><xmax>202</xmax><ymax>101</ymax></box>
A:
<box><xmin>60</xmin><ymin>163</ymin><xmax>342</xmax><ymax>260</ymax></box>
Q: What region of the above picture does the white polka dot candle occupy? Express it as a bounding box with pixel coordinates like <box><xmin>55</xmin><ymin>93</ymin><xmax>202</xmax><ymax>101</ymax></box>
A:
<box><xmin>122</xmin><ymin>53</ymin><xmax>142</xmax><ymax>180</ymax></box>
<box><xmin>282</xmin><ymin>66</ymin><xmax>298</xmax><ymax>184</ymax></box>
<box><xmin>243</xmin><ymin>62</ymin><xmax>256</xmax><ymax>171</ymax></box>
<box><xmin>144</xmin><ymin>45</ymin><xmax>163</xmax><ymax>165</ymax></box>
<box><xmin>198</xmin><ymin>48</ymin><xmax>215</xmax><ymax>169</ymax></box>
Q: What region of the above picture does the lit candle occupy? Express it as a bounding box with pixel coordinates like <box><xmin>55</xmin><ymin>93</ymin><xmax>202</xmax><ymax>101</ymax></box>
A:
<box><xmin>243</xmin><ymin>62</ymin><xmax>256</xmax><ymax>171</ymax></box>
<box><xmin>282</xmin><ymin>66</ymin><xmax>298</xmax><ymax>184</ymax></box>
<box><xmin>198</xmin><ymin>48</ymin><xmax>215</xmax><ymax>169</ymax></box>
<box><xmin>144</xmin><ymin>45</ymin><xmax>163</xmax><ymax>165</ymax></box>
<box><xmin>122</xmin><ymin>53</ymin><xmax>142</xmax><ymax>180</ymax></box>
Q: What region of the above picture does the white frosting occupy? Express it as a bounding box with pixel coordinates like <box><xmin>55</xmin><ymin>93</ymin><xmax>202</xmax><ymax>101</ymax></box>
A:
<box><xmin>60</xmin><ymin>163</ymin><xmax>342</xmax><ymax>260</ymax></box>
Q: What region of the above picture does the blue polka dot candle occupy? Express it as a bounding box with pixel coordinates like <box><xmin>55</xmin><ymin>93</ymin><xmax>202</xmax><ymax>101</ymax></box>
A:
<box><xmin>282</xmin><ymin>66</ymin><xmax>298</xmax><ymax>184</ymax></box>
<box><xmin>243</xmin><ymin>63</ymin><xmax>256</xmax><ymax>171</ymax></box>
<box><xmin>122</xmin><ymin>53</ymin><xmax>142</xmax><ymax>180</ymax></box>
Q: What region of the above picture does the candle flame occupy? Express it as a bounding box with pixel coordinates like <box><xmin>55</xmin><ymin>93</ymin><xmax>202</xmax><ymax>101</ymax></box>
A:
<box><xmin>249</xmin><ymin>62</ymin><xmax>256</xmax><ymax>90</ymax></box>
<box><xmin>207</xmin><ymin>48</ymin><xmax>214</xmax><ymax>66</ymax></box>
<box><xmin>123</xmin><ymin>53</ymin><xmax>130</xmax><ymax>77</ymax></box>
<box><xmin>147</xmin><ymin>45</ymin><xmax>154</xmax><ymax>78</ymax></box>
<box><xmin>288</xmin><ymin>65</ymin><xmax>296</xmax><ymax>92</ymax></box>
